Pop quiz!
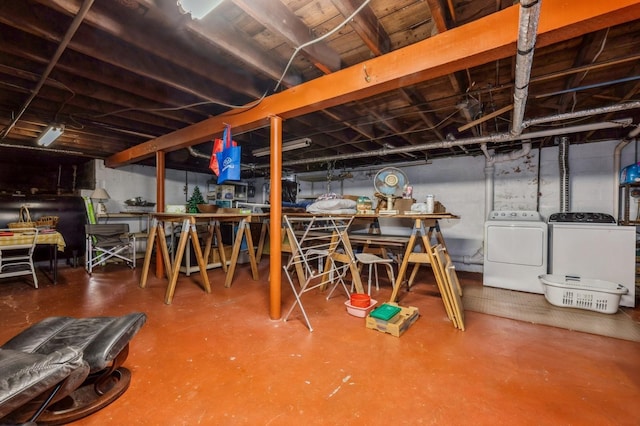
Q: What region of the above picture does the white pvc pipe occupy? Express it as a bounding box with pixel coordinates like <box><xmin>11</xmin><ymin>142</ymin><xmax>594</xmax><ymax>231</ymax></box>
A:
<box><xmin>613</xmin><ymin>140</ymin><xmax>631</xmax><ymax>219</ymax></box>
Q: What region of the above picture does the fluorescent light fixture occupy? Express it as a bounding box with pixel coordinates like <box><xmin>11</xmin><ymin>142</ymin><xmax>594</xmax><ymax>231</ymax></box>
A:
<box><xmin>252</xmin><ymin>138</ymin><xmax>311</xmax><ymax>158</ymax></box>
<box><xmin>36</xmin><ymin>124</ymin><xmax>64</xmax><ymax>147</ymax></box>
<box><xmin>177</xmin><ymin>0</ymin><xmax>224</xmax><ymax>19</ymax></box>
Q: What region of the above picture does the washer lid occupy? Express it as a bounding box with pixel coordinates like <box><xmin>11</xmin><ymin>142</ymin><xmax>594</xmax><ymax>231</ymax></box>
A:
<box><xmin>488</xmin><ymin>210</ymin><xmax>542</xmax><ymax>221</ymax></box>
<box><xmin>548</xmin><ymin>212</ymin><xmax>616</xmax><ymax>223</ymax></box>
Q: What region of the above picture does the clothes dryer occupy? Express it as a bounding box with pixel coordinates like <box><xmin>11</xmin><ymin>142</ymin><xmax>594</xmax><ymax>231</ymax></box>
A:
<box><xmin>483</xmin><ymin>210</ymin><xmax>548</xmax><ymax>293</ymax></box>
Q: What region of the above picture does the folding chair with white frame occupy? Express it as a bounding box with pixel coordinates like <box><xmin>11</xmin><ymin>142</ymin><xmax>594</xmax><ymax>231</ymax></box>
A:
<box><xmin>85</xmin><ymin>224</ymin><xmax>136</xmax><ymax>274</ymax></box>
<box><xmin>354</xmin><ymin>252</ymin><xmax>396</xmax><ymax>295</ymax></box>
<box><xmin>0</xmin><ymin>228</ymin><xmax>39</xmax><ymax>288</ymax></box>
<box><xmin>282</xmin><ymin>215</ymin><xmax>356</xmax><ymax>332</ymax></box>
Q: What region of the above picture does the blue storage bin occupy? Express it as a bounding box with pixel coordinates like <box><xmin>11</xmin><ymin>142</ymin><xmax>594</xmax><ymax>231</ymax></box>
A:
<box><xmin>620</xmin><ymin>162</ymin><xmax>640</xmax><ymax>183</ymax></box>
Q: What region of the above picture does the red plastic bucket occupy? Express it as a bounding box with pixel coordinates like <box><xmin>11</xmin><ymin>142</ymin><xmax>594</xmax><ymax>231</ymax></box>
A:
<box><xmin>350</xmin><ymin>293</ymin><xmax>371</xmax><ymax>308</ymax></box>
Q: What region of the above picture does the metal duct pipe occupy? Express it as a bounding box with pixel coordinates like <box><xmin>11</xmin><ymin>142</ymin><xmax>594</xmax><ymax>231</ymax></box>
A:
<box><xmin>511</xmin><ymin>0</ymin><xmax>541</xmax><ymax>136</ymax></box>
<box><xmin>0</xmin><ymin>0</ymin><xmax>94</xmax><ymax>139</ymax></box>
<box><xmin>559</xmin><ymin>136</ymin><xmax>570</xmax><ymax>212</ymax></box>
<box><xmin>252</xmin><ymin>118</ymin><xmax>633</xmax><ymax>170</ymax></box>
<box><xmin>187</xmin><ymin>146</ymin><xmax>208</xmax><ymax>159</ymax></box>
<box><xmin>523</xmin><ymin>101</ymin><xmax>640</xmax><ymax>129</ymax></box>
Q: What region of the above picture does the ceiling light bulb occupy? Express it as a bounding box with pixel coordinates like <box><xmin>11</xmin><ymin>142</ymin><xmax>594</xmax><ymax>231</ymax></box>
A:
<box><xmin>177</xmin><ymin>0</ymin><xmax>224</xmax><ymax>19</ymax></box>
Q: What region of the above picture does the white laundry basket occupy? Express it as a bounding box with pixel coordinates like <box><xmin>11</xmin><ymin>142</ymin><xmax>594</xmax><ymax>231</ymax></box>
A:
<box><xmin>538</xmin><ymin>274</ymin><xmax>628</xmax><ymax>314</ymax></box>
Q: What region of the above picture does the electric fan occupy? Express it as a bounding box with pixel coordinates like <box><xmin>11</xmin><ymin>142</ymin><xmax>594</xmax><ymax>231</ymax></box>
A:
<box><xmin>373</xmin><ymin>167</ymin><xmax>408</xmax><ymax>213</ymax></box>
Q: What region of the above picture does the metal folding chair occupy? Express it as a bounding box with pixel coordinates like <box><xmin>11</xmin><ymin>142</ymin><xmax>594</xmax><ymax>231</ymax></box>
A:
<box><xmin>85</xmin><ymin>224</ymin><xmax>136</xmax><ymax>274</ymax></box>
<box><xmin>282</xmin><ymin>216</ymin><xmax>355</xmax><ymax>331</ymax></box>
<box><xmin>0</xmin><ymin>228</ymin><xmax>39</xmax><ymax>288</ymax></box>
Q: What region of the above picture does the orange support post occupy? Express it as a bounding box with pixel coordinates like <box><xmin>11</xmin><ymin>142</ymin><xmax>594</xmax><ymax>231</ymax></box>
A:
<box><xmin>269</xmin><ymin>116</ymin><xmax>282</xmax><ymax>320</ymax></box>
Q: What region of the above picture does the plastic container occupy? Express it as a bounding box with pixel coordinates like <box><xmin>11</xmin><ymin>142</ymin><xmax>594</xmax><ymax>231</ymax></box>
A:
<box><xmin>538</xmin><ymin>274</ymin><xmax>628</xmax><ymax>314</ymax></box>
<box><xmin>370</xmin><ymin>303</ymin><xmax>402</xmax><ymax>321</ymax></box>
<box><xmin>345</xmin><ymin>299</ymin><xmax>377</xmax><ymax>317</ymax></box>
<box><xmin>425</xmin><ymin>195</ymin><xmax>434</xmax><ymax>213</ymax></box>
<box><xmin>356</xmin><ymin>197</ymin><xmax>372</xmax><ymax>214</ymax></box>
<box><xmin>350</xmin><ymin>293</ymin><xmax>371</xmax><ymax>308</ymax></box>
<box><xmin>620</xmin><ymin>162</ymin><xmax>640</xmax><ymax>184</ymax></box>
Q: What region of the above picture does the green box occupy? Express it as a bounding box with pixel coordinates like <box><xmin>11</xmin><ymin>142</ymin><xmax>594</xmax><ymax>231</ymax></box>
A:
<box><xmin>365</xmin><ymin>303</ymin><xmax>419</xmax><ymax>337</ymax></box>
<box><xmin>369</xmin><ymin>303</ymin><xmax>402</xmax><ymax>321</ymax></box>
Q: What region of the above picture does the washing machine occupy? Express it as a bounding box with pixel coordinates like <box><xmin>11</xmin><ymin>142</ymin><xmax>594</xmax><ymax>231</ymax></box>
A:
<box><xmin>548</xmin><ymin>212</ymin><xmax>636</xmax><ymax>307</ymax></box>
<box><xmin>483</xmin><ymin>210</ymin><xmax>548</xmax><ymax>293</ymax></box>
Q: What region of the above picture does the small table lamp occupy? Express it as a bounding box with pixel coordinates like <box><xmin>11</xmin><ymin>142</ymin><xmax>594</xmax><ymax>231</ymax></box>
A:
<box><xmin>91</xmin><ymin>188</ymin><xmax>111</xmax><ymax>215</ymax></box>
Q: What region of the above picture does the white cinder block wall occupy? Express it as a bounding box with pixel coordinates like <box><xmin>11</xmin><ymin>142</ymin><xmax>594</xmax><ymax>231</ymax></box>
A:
<box><xmin>91</xmin><ymin>139</ymin><xmax>637</xmax><ymax>273</ymax></box>
<box><xmin>87</xmin><ymin>161</ymin><xmax>214</xmax><ymax>209</ymax></box>
<box><xmin>298</xmin><ymin>139</ymin><xmax>635</xmax><ymax>272</ymax></box>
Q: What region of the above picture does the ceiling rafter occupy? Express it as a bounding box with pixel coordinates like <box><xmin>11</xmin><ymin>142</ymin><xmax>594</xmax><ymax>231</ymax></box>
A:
<box><xmin>232</xmin><ymin>0</ymin><xmax>341</xmax><ymax>74</ymax></box>
<box><xmin>556</xmin><ymin>29</ymin><xmax>611</xmax><ymax>114</ymax></box>
<box><xmin>331</xmin><ymin>0</ymin><xmax>391</xmax><ymax>56</ymax></box>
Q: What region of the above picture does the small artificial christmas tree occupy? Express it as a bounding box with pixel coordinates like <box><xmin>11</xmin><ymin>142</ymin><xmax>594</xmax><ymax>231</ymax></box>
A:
<box><xmin>187</xmin><ymin>186</ymin><xmax>205</xmax><ymax>213</ymax></box>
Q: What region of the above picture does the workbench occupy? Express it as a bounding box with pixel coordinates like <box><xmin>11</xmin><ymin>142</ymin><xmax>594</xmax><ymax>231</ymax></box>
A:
<box><xmin>138</xmin><ymin>212</ymin><xmax>266</xmax><ymax>304</ymax></box>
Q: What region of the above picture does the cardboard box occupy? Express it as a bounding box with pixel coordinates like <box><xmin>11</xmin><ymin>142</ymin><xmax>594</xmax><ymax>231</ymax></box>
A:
<box><xmin>219</xmin><ymin>185</ymin><xmax>235</xmax><ymax>200</ymax></box>
<box><xmin>166</xmin><ymin>204</ymin><xmax>186</xmax><ymax>213</ymax></box>
<box><xmin>210</xmin><ymin>245</ymin><xmax>233</xmax><ymax>265</ymax></box>
<box><xmin>365</xmin><ymin>302</ymin><xmax>419</xmax><ymax>337</ymax></box>
<box><xmin>393</xmin><ymin>198</ymin><xmax>415</xmax><ymax>214</ymax></box>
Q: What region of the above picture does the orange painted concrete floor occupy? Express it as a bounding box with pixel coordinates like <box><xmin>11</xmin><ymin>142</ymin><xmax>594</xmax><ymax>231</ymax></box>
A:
<box><xmin>1</xmin><ymin>259</ymin><xmax>639</xmax><ymax>425</ymax></box>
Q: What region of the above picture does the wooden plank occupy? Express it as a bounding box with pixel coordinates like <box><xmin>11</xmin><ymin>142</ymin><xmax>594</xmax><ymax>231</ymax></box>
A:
<box><xmin>430</xmin><ymin>243</ymin><xmax>457</xmax><ymax>327</ymax></box>
<box><xmin>457</xmin><ymin>104</ymin><xmax>513</xmax><ymax>132</ymax></box>
<box><xmin>433</xmin><ymin>244</ymin><xmax>464</xmax><ymax>330</ymax></box>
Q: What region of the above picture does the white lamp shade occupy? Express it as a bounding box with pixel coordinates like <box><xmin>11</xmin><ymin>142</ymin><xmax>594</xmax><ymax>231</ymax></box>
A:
<box><xmin>90</xmin><ymin>188</ymin><xmax>111</xmax><ymax>200</ymax></box>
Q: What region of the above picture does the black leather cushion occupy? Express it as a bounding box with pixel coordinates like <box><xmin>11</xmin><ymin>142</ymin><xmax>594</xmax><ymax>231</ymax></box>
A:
<box><xmin>2</xmin><ymin>313</ymin><xmax>146</xmax><ymax>373</ymax></box>
<box><xmin>0</xmin><ymin>347</ymin><xmax>88</xmax><ymax>419</ymax></box>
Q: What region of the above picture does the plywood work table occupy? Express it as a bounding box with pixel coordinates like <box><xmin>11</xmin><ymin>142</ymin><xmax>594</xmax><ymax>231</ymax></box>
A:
<box><xmin>139</xmin><ymin>212</ymin><xmax>267</xmax><ymax>304</ymax></box>
<box><xmin>282</xmin><ymin>212</ymin><xmax>459</xmax><ymax>297</ymax></box>
<box><xmin>288</xmin><ymin>213</ymin><xmax>464</xmax><ymax>330</ymax></box>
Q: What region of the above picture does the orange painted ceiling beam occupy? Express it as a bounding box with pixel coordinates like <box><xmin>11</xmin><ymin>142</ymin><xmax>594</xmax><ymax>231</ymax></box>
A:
<box><xmin>106</xmin><ymin>0</ymin><xmax>640</xmax><ymax>168</ymax></box>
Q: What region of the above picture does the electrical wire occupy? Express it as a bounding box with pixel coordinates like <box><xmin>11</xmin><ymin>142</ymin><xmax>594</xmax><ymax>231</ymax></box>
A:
<box><xmin>273</xmin><ymin>0</ymin><xmax>373</xmax><ymax>92</ymax></box>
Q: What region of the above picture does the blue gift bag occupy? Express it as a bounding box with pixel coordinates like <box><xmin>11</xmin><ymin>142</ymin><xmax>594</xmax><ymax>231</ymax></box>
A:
<box><xmin>217</xmin><ymin>125</ymin><xmax>241</xmax><ymax>183</ymax></box>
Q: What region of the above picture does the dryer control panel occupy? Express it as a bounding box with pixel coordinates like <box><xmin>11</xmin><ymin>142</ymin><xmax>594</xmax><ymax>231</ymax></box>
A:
<box><xmin>488</xmin><ymin>210</ymin><xmax>542</xmax><ymax>221</ymax></box>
